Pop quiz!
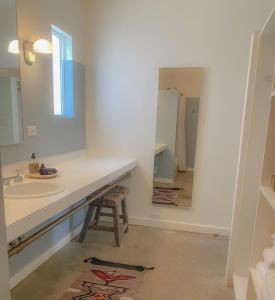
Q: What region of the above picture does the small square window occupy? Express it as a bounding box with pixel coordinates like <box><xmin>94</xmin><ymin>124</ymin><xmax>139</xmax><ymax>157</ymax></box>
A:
<box><xmin>51</xmin><ymin>25</ymin><xmax>74</xmax><ymax>118</ymax></box>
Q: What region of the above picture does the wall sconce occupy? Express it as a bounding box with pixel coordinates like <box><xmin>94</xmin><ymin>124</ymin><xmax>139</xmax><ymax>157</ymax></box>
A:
<box><xmin>23</xmin><ymin>39</ymin><xmax>53</xmax><ymax>65</ymax></box>
<box><xmin>8</xmin><ymin>39</ymin><xmax>52</xmax><ymax>65</ymax></box>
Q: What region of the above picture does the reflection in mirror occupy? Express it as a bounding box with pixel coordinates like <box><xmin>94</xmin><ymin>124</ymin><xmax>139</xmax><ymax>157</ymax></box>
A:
<box><xmin>0</xmin><ymin>0</ymin><xmax>23</xmax><ymax>146</ymax></box>
<box><xmin>152</xmin><ymin>68</ymin><xmax>203</xmax><ymax>208</ymax></box>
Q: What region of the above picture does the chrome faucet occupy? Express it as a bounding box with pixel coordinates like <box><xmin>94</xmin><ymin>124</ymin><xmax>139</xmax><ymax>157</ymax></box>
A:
<box><xmin>2</xmin><ymin>170</ymin><xmax>23</xmax><ymax>186</ymax></box>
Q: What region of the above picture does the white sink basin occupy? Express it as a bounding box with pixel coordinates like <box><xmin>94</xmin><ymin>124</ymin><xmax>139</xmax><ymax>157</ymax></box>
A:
<box><xmin>4</xmin><ymin>181</ymin><xmax>64</xmax><ymax>199</ymax></box>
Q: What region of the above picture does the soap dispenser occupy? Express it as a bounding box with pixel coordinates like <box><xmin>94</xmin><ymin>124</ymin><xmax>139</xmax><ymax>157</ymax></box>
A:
<box><xmin>29</xmin><ymin>153</ymin><xmax>40</xmax><ymax>174</ymax></box>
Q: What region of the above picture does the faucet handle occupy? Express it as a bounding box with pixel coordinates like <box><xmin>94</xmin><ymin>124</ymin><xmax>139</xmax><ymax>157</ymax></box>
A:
<box><xmin>14</xmin><ymin>169</ymin><xmax>24</xmax><ymax>175</ymax></box>
<box><xmin>14</xmin><ymin>169</ymin><xmax>24</xmax><ymax>183</ymax></box>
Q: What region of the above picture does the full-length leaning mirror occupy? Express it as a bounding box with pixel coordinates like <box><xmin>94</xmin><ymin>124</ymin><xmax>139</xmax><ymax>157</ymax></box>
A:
<box><xmin>152</xmin><ymin>68</ymin><xmax>203</xmax><ymax>208</ymax></box>
<box><xmin>0</xmin><ymin>0</ymin><xmax>23</xmax><ymax>146</ymax></box>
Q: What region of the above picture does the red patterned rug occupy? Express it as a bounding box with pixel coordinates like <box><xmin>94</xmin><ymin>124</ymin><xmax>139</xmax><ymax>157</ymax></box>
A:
<box><xmin>60</xmin><ymin>264</ymin><xmax>143</xmax><ymax>300</ymax></box>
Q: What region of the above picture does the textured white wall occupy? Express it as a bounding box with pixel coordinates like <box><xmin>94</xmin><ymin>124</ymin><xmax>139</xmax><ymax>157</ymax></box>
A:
<box><xmin>84</xmin><ymin>0</ymin><xmax>274</xmax><ymax>232</ymax></box>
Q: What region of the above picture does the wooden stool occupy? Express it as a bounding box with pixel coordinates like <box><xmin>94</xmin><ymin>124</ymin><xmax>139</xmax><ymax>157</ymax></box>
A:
<box><xmin>79</xmin><ymin>186</ymin><xmax>129</xmax><ymax>246</ymax></box>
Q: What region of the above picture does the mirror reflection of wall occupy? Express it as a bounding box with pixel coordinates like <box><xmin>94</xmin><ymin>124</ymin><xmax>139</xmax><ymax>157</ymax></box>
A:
<box><xmin>153</xmin><ymin>68</ymin><xmax>203</xmax><ymax>208</ymax></box>
<box><xmin>0</xmin><ymin>0</ymin><xmax>23</xmax><ymax>146</ymax></box>
<box><xmin>0</xmin><ymin>0</ymin><xmax>86</xmax><ymax>166</ymax></box>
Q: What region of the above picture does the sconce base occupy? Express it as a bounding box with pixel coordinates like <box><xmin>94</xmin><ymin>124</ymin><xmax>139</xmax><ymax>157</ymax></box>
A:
<box><xmin>23</xmin><ymin>41</ymin><xmax>35</xmax><ymax>65</ymax></box>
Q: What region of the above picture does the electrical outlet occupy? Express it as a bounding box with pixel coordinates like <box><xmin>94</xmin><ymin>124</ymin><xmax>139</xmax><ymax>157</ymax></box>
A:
<box><xmin>151</xmin><ymin>213</ymin><xmax>160</xmax><ymax>220</ymax></box>
<box><xmin>27</xmin><ymin>126</ymin><xmax>37</xmax><ymax>137</ymax></box>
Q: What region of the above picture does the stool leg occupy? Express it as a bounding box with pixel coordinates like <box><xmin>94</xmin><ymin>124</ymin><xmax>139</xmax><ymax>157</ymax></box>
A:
<box><xmin>94</xmin><ymin>198</ymin><xmax>103</xmax><ymax>226</ymax></box>
<box><xmin>113</xmin><ymin>206</ymin><xmax>120</xmax><ymax>247</ymax></box>
<box><xmin>121</xmin><ymin>198</ymin><xmax>129</xmax><ymax>233</ymax></box>
<box><xmin>79</xmin><ymin>202</ymin><xmax>95</xmax><ymax>243</ymax></box>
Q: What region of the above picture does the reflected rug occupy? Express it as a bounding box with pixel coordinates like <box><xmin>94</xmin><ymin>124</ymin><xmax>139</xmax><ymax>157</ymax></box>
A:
<box><xmin>152</xmin><ymin>186</ymin><xmax>182</xmax><ymax>206</ymax></box>
<box><xmin>60</xmin><ymin>258</ymin><xmax>154</xmax><ymax>300</ymax></box>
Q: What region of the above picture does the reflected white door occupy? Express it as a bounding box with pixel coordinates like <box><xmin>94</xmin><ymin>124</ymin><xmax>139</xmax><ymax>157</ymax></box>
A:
<box><xmin>0</xmin><ymin>158</ymin><xmax>11</xmax><ymax>299</ymax></box>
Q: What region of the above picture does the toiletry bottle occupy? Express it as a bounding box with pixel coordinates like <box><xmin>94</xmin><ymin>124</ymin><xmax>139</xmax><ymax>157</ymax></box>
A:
<box><xmin>29</xmin><ymin>153</ymin><xmax>40</xmax><ymax>174</ymax></box>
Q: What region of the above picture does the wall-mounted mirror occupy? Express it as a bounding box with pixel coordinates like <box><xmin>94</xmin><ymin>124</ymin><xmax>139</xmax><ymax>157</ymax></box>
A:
<box><xmin>153</xmin><ymin>68</ymin><xmax>203</xmax><ymax>208</ymax></box>
<box><xmin>0</xmin><ymin>0</ymin><xmax>23</xmax><ymax>146</ymax></box>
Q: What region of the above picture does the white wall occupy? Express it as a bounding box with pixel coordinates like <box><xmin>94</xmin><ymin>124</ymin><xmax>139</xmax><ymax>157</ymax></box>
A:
<box><xmin>84</xmin><ymin>0</ymin><xmax>275</xmax><ymax>234</ymax></box>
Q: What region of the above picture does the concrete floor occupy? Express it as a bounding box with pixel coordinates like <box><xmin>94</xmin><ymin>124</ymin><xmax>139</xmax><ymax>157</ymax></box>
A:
<box><xmin>174</xmin><ymin>171</ymin><xmax>193</xmax><ymax>207</ymax></box>
<box><xmin>11</xmin><ymin>226</ymin><xmax>234</xmax><ymax>300</ymax></box>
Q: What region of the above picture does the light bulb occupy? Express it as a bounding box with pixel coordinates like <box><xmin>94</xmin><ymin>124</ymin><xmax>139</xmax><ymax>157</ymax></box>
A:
<box><xmin>8</xmin><ymin>40</ymin><xmax>19</xmax><ymax>54</ymax></box>
<box><xmin>33</xmin><ymin>39</ymin><xmax>53</xmax><ymax>54</ymax></box>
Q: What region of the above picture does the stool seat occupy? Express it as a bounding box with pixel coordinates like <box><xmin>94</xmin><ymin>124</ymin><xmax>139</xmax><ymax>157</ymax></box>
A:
<box><xmin>102</xmin><ymin>186</ymin><xmax>129</xmax><ymax>207</ymax></box>
<box><xmin>79</xmin><ymin>185</ymin><xmax>129</xmax><ymax>246</ymax></box>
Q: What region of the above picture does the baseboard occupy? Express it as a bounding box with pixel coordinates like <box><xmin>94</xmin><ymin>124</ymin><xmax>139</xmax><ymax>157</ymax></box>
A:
<box><xmin>154</xmin><ymin>178</ymin><xmax>174</xmax><ymax>184</ymax></box>
<box><xmin>10</xmin><ymin>224</ymin><xmax>83</xmax><ymax>289</ymax></box>
<box><xmin>129</xmin><ymin>216</ymin><xmax>230</xmax><ymax>236</ymax></box>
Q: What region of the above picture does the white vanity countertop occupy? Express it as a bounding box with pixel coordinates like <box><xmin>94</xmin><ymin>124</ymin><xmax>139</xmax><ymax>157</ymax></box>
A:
<box><xmin>155</xmin><ymin>144</ymin><xmax>167</xmax><ymax>155</ymax></box>
<box><xmin>4</xmin><ymin>154</ymin><xmax>137</xmax><ymax>243</ymax></box>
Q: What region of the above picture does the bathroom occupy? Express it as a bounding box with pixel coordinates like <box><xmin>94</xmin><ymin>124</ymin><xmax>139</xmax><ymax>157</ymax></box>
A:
<box><xmin>1</xmin><ymin>0</ymin><xmax>275</xmax><ymax>299</ymax></box>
